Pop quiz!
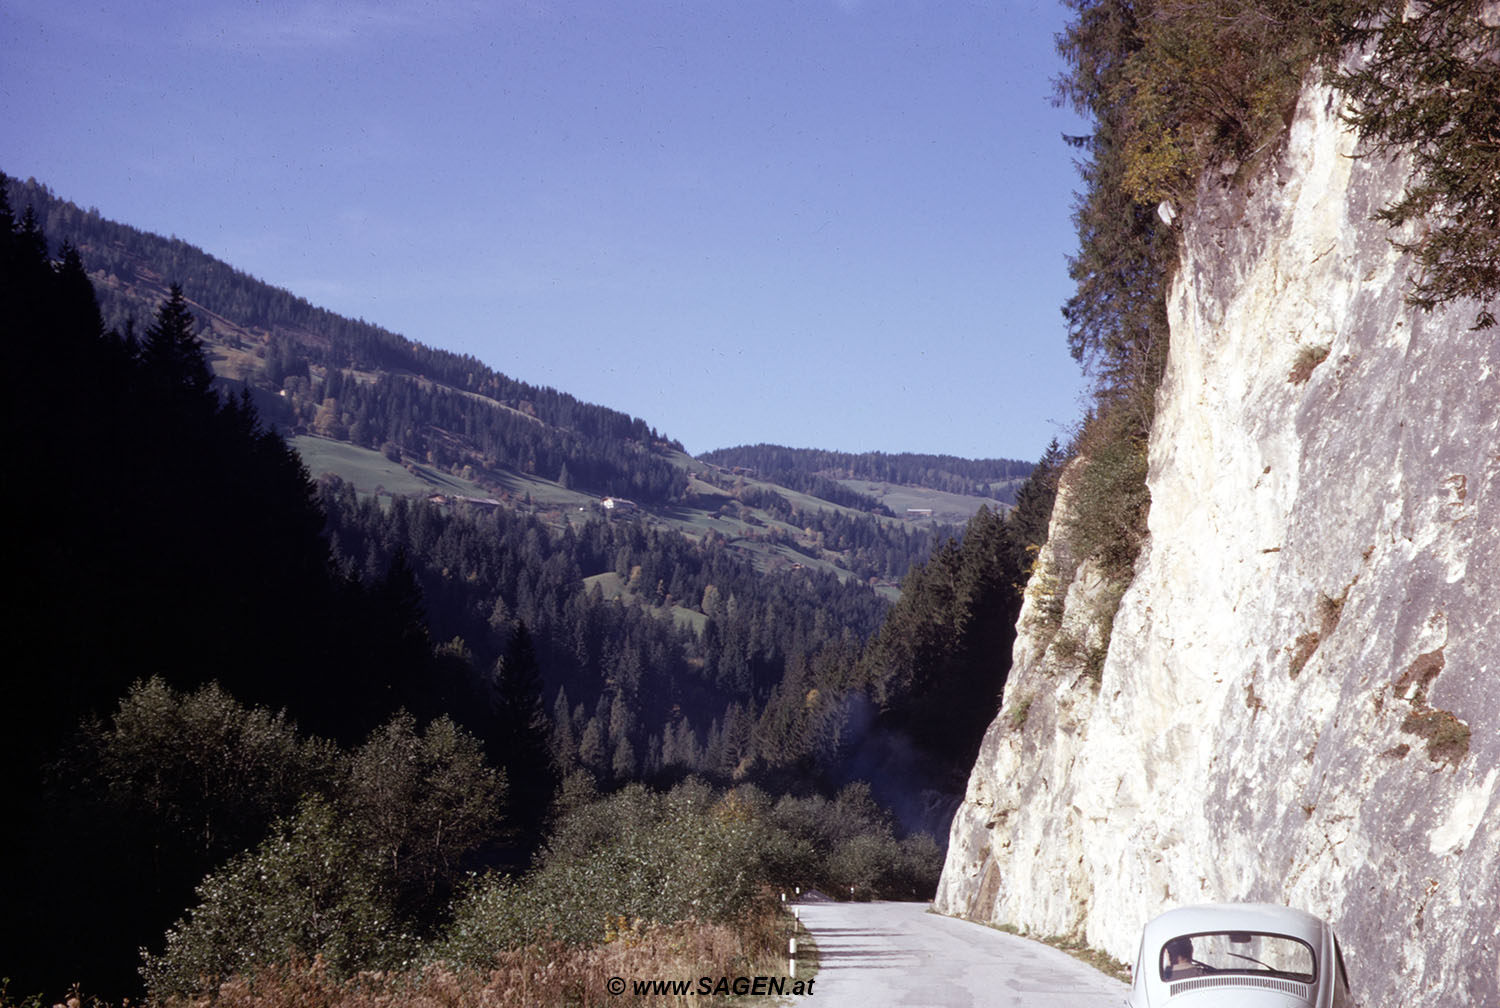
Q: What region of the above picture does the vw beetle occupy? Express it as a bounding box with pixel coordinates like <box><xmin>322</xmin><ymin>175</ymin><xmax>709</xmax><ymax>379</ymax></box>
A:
<box><xmin>1125</xmin><ymin>904</ymin><xmax>1353</xmax><ymax>1007</ymax></box>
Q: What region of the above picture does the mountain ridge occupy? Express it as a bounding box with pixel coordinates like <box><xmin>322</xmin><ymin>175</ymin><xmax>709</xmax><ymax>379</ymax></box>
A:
<box><xmin>4</xmin><ymin>183</ymin><xmax>1021</xmax><ymax>999</ymax></box>
<box><xmin>7</xmin><ymin>175</ymin><xmax>1027</xmax><ymax>478</ymax></box>
<box><xmin>6</xmin><ymin>173</ymin><xmax>1022</xmax><ymax>586</ymax></box>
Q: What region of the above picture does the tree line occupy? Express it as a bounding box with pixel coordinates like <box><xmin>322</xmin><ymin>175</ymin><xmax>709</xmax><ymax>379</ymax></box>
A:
<box><xmin>316</xmin><ymin>475</ymin><xmax>894</xmax><ymax>788</ymax></box>
<box><xmin>0</xmin><ymin>182</ymin><xmax>946</xmax><ymax>1002</ymax></box>
<box><xmin>2</xmin><ymin>172</ymin><xmax>1070</xmax><ymax>1003</ymax></box>
<box><xmin>285</xmin><ymin>361</ymin><xmax>686</xmax><ymax>502</ymax></box>
<box><xmin>701</xmin><ymin>443</ymin><xmax>1034</xmax><ymax>502</ymax></box>
<box><xmin>710</xmin><ymin>478</ymin><xmax>942</xmax><ymax>581</ymax></box>
<box><xmin>5</xmin><ymin>176</ymin><xmax>689</xmax><ymax>504</ymax></box>
<box><xmin>1</xmin><ymin>179</ymin><xmax>556</xmax><ymax>996</ymax></box>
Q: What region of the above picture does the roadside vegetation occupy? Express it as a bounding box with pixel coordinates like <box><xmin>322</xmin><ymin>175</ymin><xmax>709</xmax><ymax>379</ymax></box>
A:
<box><xmin>137</xmin><ymin>765</ymin><xmax>910</xmax><ymax>1005</ymax></box>
<box><xmin>15</xmin><ymin>674</ymin><xmax>926</xmax><ymax>1007</ymax></box>
<box><xmin>11</xmin><ymin>4</ymin><xmax>1494</xmax><ymax>998</ymax></box>
<box><xmin>0</xmin><ymin>188</ymin><xmax>941</xmax><ymax>1007</ymax></box>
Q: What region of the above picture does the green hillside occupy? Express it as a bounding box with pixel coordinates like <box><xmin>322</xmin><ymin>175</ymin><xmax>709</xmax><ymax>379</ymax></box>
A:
<box><xmin>9</xmin><ymin>175</ymin><xmax>956</xmax><ymax>589</ymax></box>
<box><xmin>290</xmin><ymin>435</ymin><xmax>500</xmax><ymax>500</ymax></box>
<box><xmin>4</xmin><ymin>168</ymin><xmax>1072</xmax><ymax>1004</ymax></box>
<box><xmin>837</xmin><ymin>479</ymin><xmax>1018</xmax><ymax>525</ymax></box>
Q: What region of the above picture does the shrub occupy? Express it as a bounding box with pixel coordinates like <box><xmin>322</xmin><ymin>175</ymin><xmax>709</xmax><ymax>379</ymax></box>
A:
<box><xmin>1401</xmin><ymin>707</ymin><xmax>1471</xmax><ymax>766</ymax></box>
<box><xmin>1289</xmin><ymin>631</ymin><xmax>1322</xmax><ymax>678</ymax></box>
<box><xmin>1064</xmin><ymin>394</ymin><xmax>1155</xmax><ymax>582</ymax></box>
<box><xmin>1288</xmin><ymin>590</ymin><xmax>1347</xmax><ymax>677</ymax></box>
<box><xmin>896</xmin><ymin>832</ymin><xmax>946</xmax><ymax>897</ymax></box>
<box><xmin>1289</xmin><ymin>344</ymin><xmax>1331</xmax><ymax>384</ymax></box>
<box><xmin>140</xmin><ymin>796</ymin><xmax>410</xmax><ymax>998</ymax></box>
<box><xmin>765</xmin><ymin>781</ymin><xmax>942</xmax><ymax>900</ymax></box>
<box><xmin>1335</xmin><ymin>0</ymin><xmax>1500</xmax><ymax>328</ymax></box>
<box><xmin>827</xmin><ymin>832</ymin><xmax>900</xmax><ymax>899</ymax></box>
<box><xmin>1008</xmin><ymin>695</ymin><xmax>1034</xmax><ymax>731</ymax></box>
<box><xmin>342</xmin><ymin>712</ymin><xmax>507</xmax><ymax>920</ymax></box>
<box><xmin>439</xmin><ymin>780</ymin><xmax>772</xmax><ymax>963</ymax></box>
<box><xmin>140</xmin><ymin>711</ymin><xmax>506</xmax><ymax>998</ymax></box>
<box><xmin>1392</xmin><ymin>647</ymin><xmax>1471</xmax><ymax>765</ymax></box>
<box><xmin>68</xmin><ymin>676</ymin><xmax>337</xmax><ymax>860</ymax></box>
<box><xmin>1115</xmin><ymin>1</ymin><xmax>1333</xmax><ymax>204</ymax></box>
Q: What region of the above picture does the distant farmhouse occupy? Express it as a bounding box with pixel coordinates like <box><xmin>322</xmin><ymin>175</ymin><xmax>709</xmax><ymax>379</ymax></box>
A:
<box><xmin>600</xmin><ymin>497</ymin><xmax>638</xmax><ymax>513</ymax></box>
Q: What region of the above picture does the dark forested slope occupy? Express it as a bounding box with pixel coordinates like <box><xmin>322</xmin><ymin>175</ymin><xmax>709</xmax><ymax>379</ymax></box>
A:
<box><xmin>1</xmin><ymin>171</ymin><xmax>1073</xmax><ymax>1002</ymax></box>
<box><xmin>1</xmin><ymin>188</ymin><xmax>497</xmax><ymax>997</ymax></box>
<box><xmin>0</xmin><ymin>181</ymin><xmax>892</xmax><ymax>1000</ymax></box>
<box><xmin>5</xmin><ymin>176</ymin><xmax>687</xmax><ymax>505</ymax></box>
<box><xmin>5</xmin><ymin>175</ymin><xmax>961</xmax><ymax>589</ymax></box>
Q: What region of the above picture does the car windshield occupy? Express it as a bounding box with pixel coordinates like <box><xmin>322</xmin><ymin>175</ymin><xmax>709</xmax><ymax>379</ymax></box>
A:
<box><xmin>1159</xmin><ymin>931</ymin><xmax>1316</xmax><ymax>984</ymax></box>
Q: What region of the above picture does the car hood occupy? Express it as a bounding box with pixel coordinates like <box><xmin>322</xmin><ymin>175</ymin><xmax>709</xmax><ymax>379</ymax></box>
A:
<box><xmin>1160</xmin><ymin>991</ymin><xmax>1310</xmax><ymax>1008</ymax></box>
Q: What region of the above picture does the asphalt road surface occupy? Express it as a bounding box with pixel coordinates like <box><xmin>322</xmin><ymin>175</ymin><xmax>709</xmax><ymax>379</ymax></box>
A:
<box><xmin>793</xmin><ymin>900</ymin><xmax>1128</xmax><ymax>1007</ymax></box>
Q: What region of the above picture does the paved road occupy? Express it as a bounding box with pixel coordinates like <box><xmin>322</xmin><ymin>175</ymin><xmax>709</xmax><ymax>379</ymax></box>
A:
<box><xmin>793</xmin><ymin>900</ymin><xmax>1128</xmax><ymax>1007</ymax></box>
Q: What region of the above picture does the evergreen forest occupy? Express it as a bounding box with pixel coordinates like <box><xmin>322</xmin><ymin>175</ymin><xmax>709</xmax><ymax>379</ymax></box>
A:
<box><xmin>0</xmin><ymin>175</ymin><xmax>1064</xmax><ymax>1004</ymax></box>
<box><xmin>8</xmin><ymin>2</ymin><xmax>1495</xmax><ymax>1001</ymax></box>
<box><xmin>700</xmin><ymin>444</ymin><xmax>1033</xmax><ymax>503</ymax></box>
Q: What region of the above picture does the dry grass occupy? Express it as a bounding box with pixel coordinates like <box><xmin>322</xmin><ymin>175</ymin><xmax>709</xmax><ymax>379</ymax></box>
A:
<box><xmin>1288</xmin><ymin>589</ymin><xmax>1348</xmax><ymax>678</ymax></box>
<box><xmin>1042</xmin><ymin>935</ymin><xmax>1132</xmax><ymax>985</ymax></box>
<box><xmin>1288</xmin><ymin>344</ymin><xmax>1331</xmax><ymax>384</ymax></box>
<box><xmin>1391</xmin><ymin>647</ymin><xmax>1469</xmax><ymax>766</ymax></box>
<box><xmin>3</xmin><ymin>909</ymin><xmax>796</xmax><ymax>1008</ymax></box>
<box><xmin>144</xmin><ymin>909</ymin><xmax>789</xmax><ymax>1008</ymax></box>
<box><xmin>1401</xmin><ymin>706</ymin><xmax>1471</xmax><ymax>767</ymax></box>
<box><xmin>984</xmin><ymin>923</ymin><xmax>1130</xmax><ymax>985</ymax></box>
<box><xmin>1288</xmin><ymin>630</ymin><xmax>1322</xmax><ymax>679</ymax></box>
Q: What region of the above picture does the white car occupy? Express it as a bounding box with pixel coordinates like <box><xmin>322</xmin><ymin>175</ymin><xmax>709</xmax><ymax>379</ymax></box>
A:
<box><xmin>1125</xmin><ymin>904</ymin><xmax>1353</xmax><ymax>1007</ymax></box>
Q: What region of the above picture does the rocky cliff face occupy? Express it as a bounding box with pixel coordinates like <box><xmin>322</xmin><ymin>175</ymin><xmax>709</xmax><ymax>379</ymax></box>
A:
<box><xmin>935</xmin><ymin>75</ymin><xmax>1499</xmax><ymax>1008</ymax></box>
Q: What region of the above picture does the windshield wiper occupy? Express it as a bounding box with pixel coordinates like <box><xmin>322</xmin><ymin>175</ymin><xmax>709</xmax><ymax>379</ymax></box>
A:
<box><xmin>1223</xmin><ymin>952</ymin><xmax>1309</xmax><ymax>981</ymax></box>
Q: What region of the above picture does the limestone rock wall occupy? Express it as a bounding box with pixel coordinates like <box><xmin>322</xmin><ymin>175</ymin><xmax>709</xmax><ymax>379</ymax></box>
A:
<box><xmin>934</xmin><ymin>76</ymin><xmax>1499</xmax><ymax>1008</ymax></box>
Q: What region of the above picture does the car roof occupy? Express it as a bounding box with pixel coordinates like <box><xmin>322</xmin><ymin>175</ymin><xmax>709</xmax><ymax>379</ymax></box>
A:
<box><xmin>1141</xmin><ymin>903</ymin><xmax>1330</xmax><ymax>947</ymax></box>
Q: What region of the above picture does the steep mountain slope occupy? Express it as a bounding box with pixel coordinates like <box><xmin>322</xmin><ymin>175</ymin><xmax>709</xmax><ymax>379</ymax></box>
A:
<box><xmin>700</xmin><ymin>443</ymin><xmax>1033</xmax><ymax>518</ymax></box>
<box><xmin>935</xmin><ymin>73</ymin><xmax>1498</xmax><ymax>1007</ymax></box>
<box><xmin>6</xmin><ymin>173</ymin><xmax>1018</xmax><ymax>831</ymax></box>
<box><xmin>5</xmin><ymin>176</ymin><xmax>951</xmax><ymax>587</ymax></box>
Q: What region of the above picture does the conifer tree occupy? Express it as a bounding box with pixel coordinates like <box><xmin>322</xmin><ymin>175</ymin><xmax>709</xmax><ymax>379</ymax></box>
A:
<box><xmin>1006</xmin><ymin>439</ymin><xmax>1065</xmax><ymax>574</ymax></box>
<box><xmin>549</xmin><ymin>686</ymin><xmax>577</xmax><ymax>773</ymax></box>
<box><xmin>55</xmin><ymin>241</ymin><xmax>103</xmax><ymax>345</ymax></box>
<box><xmin>493</xmin><ymin>622</ymin><xmax>557</xmax><ymax>857</ymax></box>
<box><xmin>141</xmin><ymin>283</ymin><xmax>214</xmax><ymax>400</ymax></box>
<box><xmin>16</xmin><ymin>205</ymin><xmax>49</xmax><ymax>272</ymax></box>
<box><xmin>0</xmin><ymin>172</ymin><xmax>14</xmax><ymax>237</ymax></box>
<box><xmin>611</xmin><ymin>735</ymin><xmax>637</xmax><ymax>780</ymax></box>
<box><xmin>578</xmin><ymin>716</ymin><xmax>606</xmax><ymax>777</ymax></box>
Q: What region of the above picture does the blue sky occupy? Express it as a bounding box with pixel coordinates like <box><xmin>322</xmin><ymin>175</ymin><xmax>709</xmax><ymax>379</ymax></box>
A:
<box><xmin>3</xmin><ymin>0</ymin><xmax>1091</xmax><ymax>462</ymax></box>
